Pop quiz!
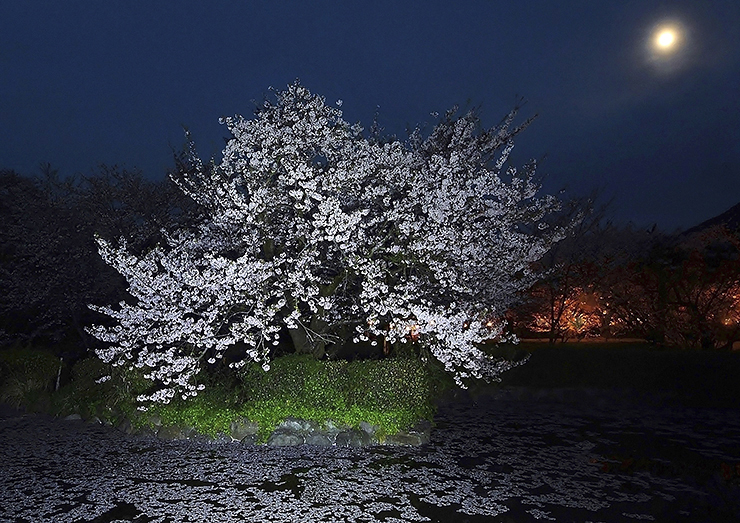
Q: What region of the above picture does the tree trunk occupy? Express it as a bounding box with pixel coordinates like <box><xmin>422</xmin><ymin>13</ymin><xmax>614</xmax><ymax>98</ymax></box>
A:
<box><xmin>288</xmin><ymin>315</ymin><xmax>330</xmax><ymax>359</ymax></box>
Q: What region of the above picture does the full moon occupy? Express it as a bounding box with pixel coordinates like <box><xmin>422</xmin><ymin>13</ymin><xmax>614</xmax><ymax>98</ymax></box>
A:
<box><xmin>651</xmin><ymin>23</ymin><xmax>683</xmax><ymax>54</ymax></box>
<box><xmin>656</xmin><ymin>29</ymin><xmax>676</xmax><ymax>49</ymax></box>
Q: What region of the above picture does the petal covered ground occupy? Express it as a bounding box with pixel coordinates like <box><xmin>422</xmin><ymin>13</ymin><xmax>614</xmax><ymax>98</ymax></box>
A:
<box><xmin>0</xmin><ymin>388</ymin><xmax>738</xmax><ymax>522</ymax></box>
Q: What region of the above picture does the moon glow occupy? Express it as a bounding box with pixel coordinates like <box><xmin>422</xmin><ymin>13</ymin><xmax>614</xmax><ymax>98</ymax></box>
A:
<box><xmin>656</xmin><ymin>29</ymin><xmax>676</xmax><ymax>49</ymax></box>
<box><xmin>644</xmin><ymin>20</ymin><xmax>688</xmax><ymax>72</ymax></box>
<box><xmin>651</xmin><ymin>23</ymin><xmax>683</xmax><ymax>55</ymax></box>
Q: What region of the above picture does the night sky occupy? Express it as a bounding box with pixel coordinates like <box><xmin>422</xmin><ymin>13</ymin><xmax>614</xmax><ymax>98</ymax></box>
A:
<box><xmin>1</xmin><ymin>1</ymin><xmax>738</xmax><ymax>231</ymax></box>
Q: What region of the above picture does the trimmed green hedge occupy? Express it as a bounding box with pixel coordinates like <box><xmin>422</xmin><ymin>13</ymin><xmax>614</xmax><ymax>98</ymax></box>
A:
<box><xmin>1</xmin><ymin>348</ymin><xmax>449</xmax><ymax>443</ymax></box>
<box><xmin>233</xmin><ymin>354</ymin><xmax>440</xmax><ymax>441</ymax></box>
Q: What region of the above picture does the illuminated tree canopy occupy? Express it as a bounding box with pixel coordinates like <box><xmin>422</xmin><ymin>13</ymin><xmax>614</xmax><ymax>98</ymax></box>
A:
<box><xmin>88</xmin><ymin>82</ymin><xmax>566</xmax><ymax>405</ymax></box>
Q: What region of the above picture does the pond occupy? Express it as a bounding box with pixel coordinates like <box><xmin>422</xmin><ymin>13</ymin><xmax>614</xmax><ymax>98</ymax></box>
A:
<box><xmin>1</xmin><ymin>388</ymin><xmax>738</xmax><ymax>522</ymax></box>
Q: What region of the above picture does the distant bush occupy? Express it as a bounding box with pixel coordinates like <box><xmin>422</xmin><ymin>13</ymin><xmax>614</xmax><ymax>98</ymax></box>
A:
<box><xmin>0</xmin><ymin>346</ymin><xmax>61</xmax><ymax>409</ymax></box>
<box><xmin>52</xmin><ymin>355</ymin><xmax>152</xmax><ymax>423</ymax></box>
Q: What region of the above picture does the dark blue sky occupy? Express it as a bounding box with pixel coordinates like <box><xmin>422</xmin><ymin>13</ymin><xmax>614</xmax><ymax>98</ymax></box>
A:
<box><xmin>1</xmin><ymin>1</ymin><xmax>738</xmax><ymax>230</ymax></box>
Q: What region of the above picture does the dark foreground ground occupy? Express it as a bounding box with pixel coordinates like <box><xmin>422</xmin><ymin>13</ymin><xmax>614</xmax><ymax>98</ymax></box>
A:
<box><xmin>485</xmin><ymin>342</ymin><xmax>740</xmax><ymax>409</ymax></box>
<box><xmin>1</xmin><ymin>344</ymin><xmax>738</xmax><ymax>522</ymax></box>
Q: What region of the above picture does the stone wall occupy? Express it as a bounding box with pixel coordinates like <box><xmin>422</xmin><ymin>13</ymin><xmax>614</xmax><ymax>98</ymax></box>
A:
<box><xmin>66</xmin><ymin>413</ymin><xmax>432</xmax><ymax>446</ymax></box>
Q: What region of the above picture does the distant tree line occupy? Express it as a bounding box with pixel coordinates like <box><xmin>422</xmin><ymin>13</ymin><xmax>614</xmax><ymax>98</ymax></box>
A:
<box><xmin>508</xmin><ymin>200</ymin><xmax>740</xmax><ymax>350</ymax></box>
<box><xmin>2</xmin><ymin>162</ymin><xmax>738</xmax><ymax>362</ymax></box>
<box><xmin>0</xmin><ymin>156</ymin><xmax>204</xmax><ymax>360</ymax></box>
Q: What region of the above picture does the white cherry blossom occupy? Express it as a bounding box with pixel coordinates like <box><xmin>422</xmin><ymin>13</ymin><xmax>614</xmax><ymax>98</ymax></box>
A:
<box><xmin>88</xmin><ymin>81</ymin><xmax>566</xmax><ymax>403</ymax></box>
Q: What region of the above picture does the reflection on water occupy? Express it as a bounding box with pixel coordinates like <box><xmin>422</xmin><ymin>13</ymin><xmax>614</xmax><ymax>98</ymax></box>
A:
<box><xmin>1</xmin><ymin>391</ymin><xmax>738</xmax><ymax>522</ymax></box>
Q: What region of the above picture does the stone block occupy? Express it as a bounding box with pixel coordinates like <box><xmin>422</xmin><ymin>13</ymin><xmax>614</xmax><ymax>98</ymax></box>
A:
<box><xmin>267</xmin><ymin>430</ymin><xmax>304</xmax><ymax>446</ymax></box>
<box><xmin>116</xmin><ymin>417</ymin><xmax>134</xmax><ymax>435</ymax></box>
<box><xmin>135</xmin><ymin>425</ymin><xmax>158</xmax><ymax>438</ymax></box>
<box><xmin>360</xmin><ymin>421</ymin><xmax>379</xmax><ymax>436</ymax></box>
<box><xmin>304</xmin><ymin>433</ymin><xmax>332</xmax><ymax>446</ymax></box>
<box><xmin>87</xmin><ymin>413</ymin><xmax>432</xmax><ymax>447</ymax></box>
<box><xmin>324</xmin><ymin>419</ymin><xmax>350</xmax><ymax>433</ymax></box>
<box><xmin>408</xmin><ymin>420</ymin><xmax>432</xmax><ymax>444</ymax></box>
<box><xmin>239</xmin><ymin>434</ymin><xmax>258</xmax><ymax>445</ymax></box>
<box><xmin>335</xmin><ymin>429</ymin><xmax>374</xmax><ymax>447</ymax></box>
<box><xmin>384</xmin><ymin>432</ymin><xmax>423</xmax><ymax>446</ymax></box>
<box><xmin>211</xmin><ymin>433</ymin><xmax>234</xmax><ymax>444</ymax></box>
<box><xmin>278</xmin><ymin>418</ymin><xmax>306</xmax><ymax>432</ymax></box>
<box><xmin>230</xmin><ymin>418</ymin><xmax>259</xmax><ymax>441</ymax></box>
<box><xmin>157</xmin><ymin>425</ymin><xmax>187</xmax><ymax>440</ymax></box>
<box><xmin>279</xmin><ymin>417</ymin><xmax>321</xmax><ymax>432</ymax></box>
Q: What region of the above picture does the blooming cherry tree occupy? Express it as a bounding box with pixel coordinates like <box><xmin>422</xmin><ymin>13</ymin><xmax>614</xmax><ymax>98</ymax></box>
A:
<box><xmin>88</xmin><ymin>81</ymin><xmax>566</xmax><ymax>405</ymax></box>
